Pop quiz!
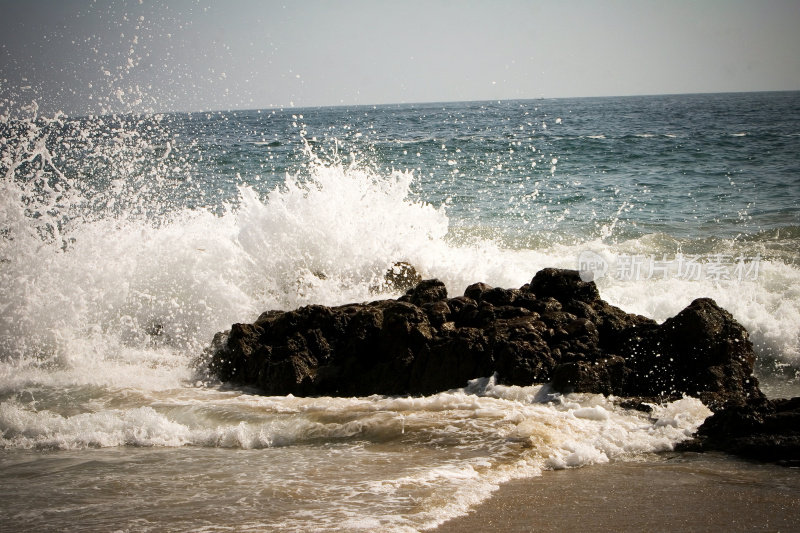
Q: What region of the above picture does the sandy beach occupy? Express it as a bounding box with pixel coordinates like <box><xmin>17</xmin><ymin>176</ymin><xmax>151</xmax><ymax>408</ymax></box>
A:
<box><xmin>435</xmin><ymin>453</ymin><xmax>800</xmax><ymax>532</ymax></box>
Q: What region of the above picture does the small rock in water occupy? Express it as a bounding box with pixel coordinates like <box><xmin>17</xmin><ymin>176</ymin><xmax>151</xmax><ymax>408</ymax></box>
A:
<box><xmin>383</xmin><ymin>261</ymin><xmax>423</xmax><ymax>292</ymax></box>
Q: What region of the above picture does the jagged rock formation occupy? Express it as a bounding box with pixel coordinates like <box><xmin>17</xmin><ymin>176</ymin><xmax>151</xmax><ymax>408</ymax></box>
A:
<box><xmin>207</xmin><ymin>268</ymin><xmax>763</xmax><ymax>410</ymax></box>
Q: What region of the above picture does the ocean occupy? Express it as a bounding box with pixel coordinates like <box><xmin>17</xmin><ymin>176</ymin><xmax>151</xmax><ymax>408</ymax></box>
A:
<box><xmin>1</xmin><ymin>92</ymin><xmax>799</xmax><ymax>531</ymax></box>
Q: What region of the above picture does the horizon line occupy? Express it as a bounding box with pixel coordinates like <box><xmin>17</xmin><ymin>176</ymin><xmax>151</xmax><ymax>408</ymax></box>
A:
<box><xmin>36</xmin><ymin>88</ymin><xmax>800</xmax><ymax>119</ymax></box>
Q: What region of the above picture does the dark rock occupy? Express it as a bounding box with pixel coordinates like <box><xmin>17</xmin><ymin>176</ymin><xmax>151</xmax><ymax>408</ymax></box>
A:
<box><xmin>384</xmin><ymin>262</ymin><xmax>422</xmax><ymax>292</ymax></box>
<box><xmin>680</xmin><ymin>396</ymin><xmax>800</xmax><ymax>466</ymax></box>
<box><xmin>523</xmin><ymin>296</ymin><xmax>563</xmax><ymax>315</ymax></box>
<box><xmin>422</xmin><ymin>300</ymin><xmax>451</xmax><ymax>329</ymax></box>
<box><xmin>480</xmin><ymin>287</ymin><xmax>520</xmax><ymax>307</ymax></box>
<box><xmin>452</xmin><ymin>298</ymin><xmax>480</xmax><ymax>328</ymax></box>
<box><xmin>590</xmin><ymin>299</ymin><xmax>655</xmax><ymax>352</ymax></box>
<box><xmin>552</xmin><ymin>356</ymin><xmax>629</xmax><ymax>396</ymax></box>
<box><xmin>412</xmin><ymin>327</ymin><xmax>493</xmax><ymax>395</ymax></box>
<box><xmin>490</xmin><ymin>315</ymin><xmax>555</xmax><ymax>385</ymax></box>
<box><xmin>444</xmin><ymin>296</ymin><xmax>474</xmax><ymax>317</ymax></box>
<box><xmin>621</xmin><ymin>298</ymin><xmax>763</xmax><ymax>410</ymax></box>
<box><xmin>207</xmin><ymin>269</ymin><xmax>763</xmax><ymax>412</ymax></box>
<box><xmin>528</xmin><ymin>268</ymin><xmax>600</xmax><ymax>303</ymax></box>
<box><xmin>400</xmin><ymin>278</ymin><xmax>448</xmax><ymax>306</ymax></box>
<box><xmin>464</xmin><ymin>282</ymin><xmax>492</xmax><ymax>302</ymax></box>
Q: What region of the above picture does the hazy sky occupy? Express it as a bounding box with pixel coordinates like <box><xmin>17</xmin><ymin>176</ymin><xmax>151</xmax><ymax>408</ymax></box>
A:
<box><xmin>1</xmin><ymin>0</ymin><xmax>799</xmax><ymax>115</ymax></box>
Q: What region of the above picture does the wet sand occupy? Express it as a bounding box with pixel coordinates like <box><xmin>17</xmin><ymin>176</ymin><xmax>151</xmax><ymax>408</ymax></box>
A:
<box><xmin>435</xmin><ymin>453</ymin><xmax>800</xmax><ymax>533</ymax></box>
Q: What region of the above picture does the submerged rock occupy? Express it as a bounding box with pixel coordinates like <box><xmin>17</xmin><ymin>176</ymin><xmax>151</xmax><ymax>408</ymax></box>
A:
<box><xmin>207</xmin><ymin>268</ymin><xmax>764</xmax><ymax>410</ymax></box>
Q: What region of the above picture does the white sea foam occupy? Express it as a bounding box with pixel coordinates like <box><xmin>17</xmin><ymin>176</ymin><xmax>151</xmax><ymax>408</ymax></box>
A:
<box><xmin>0</xmin><ymin>379</ymin><xmax>711</xmax><ymax>531</ymax></box>
<box><xmin>1</xmin><ymin>118</ymin><xmax>798</xmax><ymax>401</ymax></box>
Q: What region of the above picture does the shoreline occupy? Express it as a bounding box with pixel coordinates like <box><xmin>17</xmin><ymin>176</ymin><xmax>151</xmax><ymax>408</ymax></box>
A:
<box><xmin>433</xmin><ymin>452</ymin><xmax>800</xmax><ymax>533</ymax></box>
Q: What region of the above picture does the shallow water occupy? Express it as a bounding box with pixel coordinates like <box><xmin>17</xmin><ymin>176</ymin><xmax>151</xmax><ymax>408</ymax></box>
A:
<box><xmin>1</xmin><ymin>381</ymin><xmax>713</xmax><ymax>532</ymax></box>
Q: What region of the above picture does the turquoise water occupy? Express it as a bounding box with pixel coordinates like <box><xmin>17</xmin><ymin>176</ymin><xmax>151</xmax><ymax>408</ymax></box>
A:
<box><xmin>35</xmin><ymin>92</ymin><xmax>800</xmax><ymax>241</ymax></box>
<box><xmin>1</xmin><ymin>92</ymin><xmax>799</xmax><ymax>531</ymax></box>
<box><xmin>168</xmin><ymin>92</ymin><xmax>800</xmax><ymax>243</ymax></box>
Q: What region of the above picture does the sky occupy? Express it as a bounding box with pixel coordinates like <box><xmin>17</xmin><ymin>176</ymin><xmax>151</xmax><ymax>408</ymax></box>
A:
<box><xmin>1</xmin><ymin>0</ymin><xmax>799</xmax><ymax>115</ymax></box>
